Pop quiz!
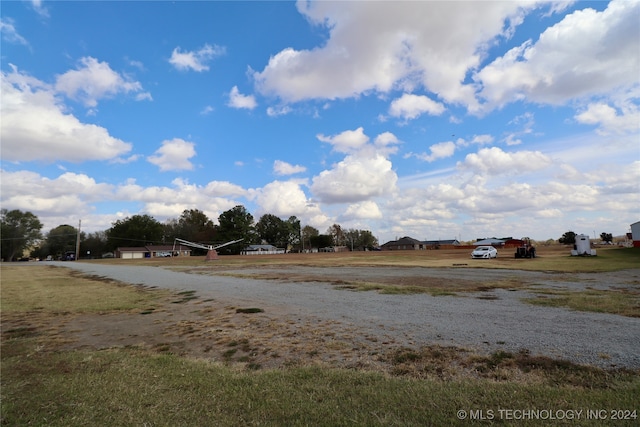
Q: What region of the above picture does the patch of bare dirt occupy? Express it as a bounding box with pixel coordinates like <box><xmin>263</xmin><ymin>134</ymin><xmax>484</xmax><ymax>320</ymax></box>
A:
<box><xmin>50</xmin><ymin>293</ymin><xmax>399</xmax><ymax>372</ymax></box>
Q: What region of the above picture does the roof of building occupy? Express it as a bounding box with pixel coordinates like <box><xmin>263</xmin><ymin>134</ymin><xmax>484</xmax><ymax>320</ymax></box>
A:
<box><xmin>424</xmin><ymin>239</ymin><xmax>460</xmax><ymax>245</ymax></box>
<box><xmin>117</xmin><ymin>245</ymin><xmax>190</xmax><ymax>252</ymax></box>
<box><xmin>244</xmin><ymin>244</ymin><xmax>279</xmax><ymax>250</ymax></box>
<box><xmin>116</xmin><ymin>246</ymin><xmax>148</xmax><ymax>252</ymax></box>
<box><xmin>382</xmin><ymin>236</ymin><xmax>422</xmax><ymax>246</ymax></box>
<box><xmin>383</xmin><ymin>237</ymin><xmax>462</xmax><ymax>246</ymax></box>
<box><xmin>474</xmin><ymin>238</ymin><xmax>506</xmax><ymax>246</ymax></box>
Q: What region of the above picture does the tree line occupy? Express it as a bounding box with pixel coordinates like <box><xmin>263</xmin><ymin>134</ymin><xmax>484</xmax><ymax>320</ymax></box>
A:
<box><xmin>2</xmin><ymin>207</ymin><xmax>618</xmax><ymax>261</ymax></box>
<box><xmin>1</xmin><ymin>206</ymin><xmax>379</xmax><ymax>260</ymax></box>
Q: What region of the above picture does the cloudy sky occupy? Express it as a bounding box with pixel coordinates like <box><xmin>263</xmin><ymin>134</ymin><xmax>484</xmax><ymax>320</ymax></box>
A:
<box><xmin>1</xmin><ymin>0</ymin><xmax>638</xmax><ymax>243</ymax></box>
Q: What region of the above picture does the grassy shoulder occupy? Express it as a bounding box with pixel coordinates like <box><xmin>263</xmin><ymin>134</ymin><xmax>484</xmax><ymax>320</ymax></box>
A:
<box><xmin>1</xmin><ymin>264</ymin><xmax>639</xmax><ymax>425</ymax></box>
<box><xmin>3</xmin><ymin>344</ymin><xmax>639</xmax><ymax>426</ymax></box>
<box><xmin>522</xmin><ymin>287</ymin><xmax>640</xmax><ymax>318</ymax></box>
<box><xmin>1</xmin><ymin>264</ymin><xmax>162</xmax><ymax>314</ymax></box>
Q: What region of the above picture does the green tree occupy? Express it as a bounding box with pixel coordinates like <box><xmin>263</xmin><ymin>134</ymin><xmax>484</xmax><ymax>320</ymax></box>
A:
<box><xmin>44</xmin><ymin>225</ymin><xmax>80</xmax><ymax>259</ymax></box>
<box><xmin>82</xmin><ymin>231</ymin><xmax>108</xmax><ymax>258</ymax></box>
<box><xmin>327</xmin><ymin>224</ymin><xmax>345</xmax><ymax>246</ymax></box>
<box><xmin>301</xmin><ymin>225</ymin><xmax>319</xmax><ymax>252</ymax></box>
<box><xmin>310</xmin><ymin>234</ymin><xmax>333</xmax><ymax>249</ymax></box>
<box><xmin>177</xmin><ymin>209</ymin><xmax>216</xmax><ymax>243</ymax></box>
<box><xmin>285</xmin><ymin>216</ymin><xmax>301</xmax><ymax>251</ymax></box>
<box><xmin>0</xmin><ymin>209</ymin><xmax>43</xmax><ymax>261</ymax></box>
<box><xmin>217</xmin><ymin>205</ymin><xmax>256</xmax><ymax>254</ymax></box>
<box><xmin>256</xmin><ymin>214</ymin><xmax>287</xmax><ymax>248</ymax></box>
<box><xmin>559</xmin><ymin>231</ymin><xmax>577</xmax><ymax>245</ymax></box>
<box><xmin>106</xmin><ymin>214</ymin><xmax>164</xmax><ymax>250</ymax></box>
<box><xmin>344</xmin><ymin>228</ymin><xmax>379</xmax><ymax>251</ymax></box>
<box><xmin>600</xmin><ymin>232</ymin><xmax>613</xmax><ymax>243</ymax></box>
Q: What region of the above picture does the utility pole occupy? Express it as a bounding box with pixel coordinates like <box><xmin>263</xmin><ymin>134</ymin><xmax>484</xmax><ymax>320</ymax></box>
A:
<box><xmin>75</xmin><ymin>219</ymin><xmax>81</xmax><ymax>261</ymax></box>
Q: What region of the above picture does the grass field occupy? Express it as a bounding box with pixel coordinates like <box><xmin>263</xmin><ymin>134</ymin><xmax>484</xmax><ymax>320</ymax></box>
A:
<box><xmin>102</xmin><ymin>245</ymin><xmax>640</xmax><ymax>273</ymax></box>
<box><xmin>2</xmin><ymin>248</ymin><xmax>639</xmax><ymax>426</ymax></box>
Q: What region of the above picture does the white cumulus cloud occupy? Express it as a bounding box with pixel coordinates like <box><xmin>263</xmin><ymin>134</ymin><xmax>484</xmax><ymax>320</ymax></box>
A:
<box><xmin>273</xmin><ymin>160</ymin><xmax>306</xmax><ymax>176</ymax></box>
<box><xmin>317</xmin><ymin>127</ymin><xmax>369</xmax><ymax>153</ymax></box>
<box><xmin>389</xmin><ymin>93</ymin><xmax>445</xmax><ymax>120</ymax></box>
<box><xmin>55</xmin><ymin>57</ymin><xmax>145</xmax><ymax>107</ymax></box>
<box><xmin>475</xmin><ymin>0</ymin><xmax>640</xmax><ymax>112</ymax></box>
<box><xmin>343</xmin><ymin>201</ymin><xmax>383</xmax><ymax>220</ymax></box>
<box><xmin>147</xmin><ymin>138</ymin><xmax>197</xmax><ymax>172</ymax></box>
<box><xmin>409</xmin><ymin>141</ymin><xmax>456</xmax><ymax>163</ymax></box>
<box><xmin>169</xmin><ymin>44</ymin><xmax>225</xmax><ymax>72</ymax></box>
<box><xmin>311</xmin><ymin>153</ymin><xmax>398</xmax><ymax>203</ymax></box>
<box><xmin>254</xmin><ymin>1</ymin><xmax>548</xmax><ymax>109</ymax></box>
<box><xmin>228</xmin><ymin>85</ymin><xmax>257</xmax><ymax>109</ymax></box>
<box><xmin>459</xmin><ymin>147</ymin><xmax>553</xmax><ymax>175</ymax></box>
<box><xmin>1</xmin><ymin>67</ymin><xmax>132</xmax><ymax>162</ymax></box>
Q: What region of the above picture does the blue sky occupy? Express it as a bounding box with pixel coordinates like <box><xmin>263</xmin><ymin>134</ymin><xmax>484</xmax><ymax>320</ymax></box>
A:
<box><xmin>1</xmin><ymin>0</ymin><xmax>638</xmax><ymax>243</ymax></box>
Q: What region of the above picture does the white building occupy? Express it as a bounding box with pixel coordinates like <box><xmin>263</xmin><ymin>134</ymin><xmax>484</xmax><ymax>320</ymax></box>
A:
<box><xmin>631</xmin><ymin>221</ymin><xmax>640</xmax><ymax>247</ymax></box>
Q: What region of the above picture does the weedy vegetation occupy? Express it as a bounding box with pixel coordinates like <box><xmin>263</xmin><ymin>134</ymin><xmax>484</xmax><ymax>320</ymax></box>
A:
<box><xmin>2</xmin><ymin>249</ymin><xmax>639</xmax><ymax>426</ymax></box>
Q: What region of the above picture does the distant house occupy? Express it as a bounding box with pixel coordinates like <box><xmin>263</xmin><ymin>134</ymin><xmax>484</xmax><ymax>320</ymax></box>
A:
<box><xmin>423</xmin><ymin>239</ymin><xmax>461</xmax><ymax>248</ymax></box>
<box><xmin>241</xmin><ymin>244</ymin><xmax>285</xmax><ymax>255</ymax></box>
<box><xmin>116</xmin><ymin>245</ymin><xmax>191</xmax><ymax>259</ymax></box>
<box><xmin>381</xmin><ymin>237</ymin><xmax>463</xmax><ymax>250</ymax></box>
<box><xmin>631</xmin><ymin>221</ymin><xmax>640</xmax><ymax>247</ymax></box>
<box><xmin>381</xmin><ymin>236</ymin><xmax>424</xmax><ymax>250</ymax></box>
<box><xmin>474</xmin><ymin>237</ymin><xmax>524</xmax><ymax>248</ymax></box>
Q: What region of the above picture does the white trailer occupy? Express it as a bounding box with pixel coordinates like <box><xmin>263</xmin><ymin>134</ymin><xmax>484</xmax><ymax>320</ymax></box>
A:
<box><xmin>571</xmin><ymin>234</ymin><xmax>597</xmax><ymax>256</ymax></box>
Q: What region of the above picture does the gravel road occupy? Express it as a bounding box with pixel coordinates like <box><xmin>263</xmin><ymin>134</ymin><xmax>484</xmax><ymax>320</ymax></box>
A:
<box><xmin>52</xmin><ymin>261</ymin><xmax>640</xmax><ymax>369</ymax></box>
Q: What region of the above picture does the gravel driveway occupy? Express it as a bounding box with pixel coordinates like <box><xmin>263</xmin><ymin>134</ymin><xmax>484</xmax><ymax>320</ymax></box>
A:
<box><xmin>53</xmin><ymin>262</ymin><xmax>640</xmax><ymax>369</ymax></box>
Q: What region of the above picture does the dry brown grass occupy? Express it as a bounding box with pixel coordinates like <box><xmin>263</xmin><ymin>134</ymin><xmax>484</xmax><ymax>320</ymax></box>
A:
<box><xmin>96</xmin><ymin>245</ymin><xmax>638</xmax><ymax>273</ymax></box>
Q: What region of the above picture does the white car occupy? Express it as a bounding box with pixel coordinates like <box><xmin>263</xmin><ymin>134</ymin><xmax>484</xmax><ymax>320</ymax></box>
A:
<box><xmin>471</xmin><ymin>246</ymin><xmax>498</xmax><ymax>259</ymax></box>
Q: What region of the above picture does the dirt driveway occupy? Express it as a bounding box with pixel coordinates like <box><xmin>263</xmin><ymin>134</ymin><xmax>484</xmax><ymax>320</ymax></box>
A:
<box><xmin>51</xmin><ymin>262</ymin><xmax>640</xmax><ymax>371</ymax></box>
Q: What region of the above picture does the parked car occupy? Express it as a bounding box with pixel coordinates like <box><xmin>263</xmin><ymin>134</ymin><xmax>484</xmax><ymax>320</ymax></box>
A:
<box><xmin>471</xmin><ymin>246</ymin><xmax>498</xmax><ymax>259</ymax></box>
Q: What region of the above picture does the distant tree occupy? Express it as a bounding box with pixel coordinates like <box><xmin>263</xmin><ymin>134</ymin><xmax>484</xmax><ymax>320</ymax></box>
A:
<box><xmin>161</xmin><ymin>209</ymin><xmax>217</xmax><ymax>255</ymax></box>
<box><xmin>327</xmin><ymin>224</ymin><xmax>345</xmax><ymax>246</ymax></box>
<box><xmin>310</xmin><ymin>234</ymin><xmax>333</xmax><ymax>249</ymax></box>
<box><xmin>217</xmin><ymin>205</ymin><xmax>257</xmax><ymax>254</ymax></box>
<box><xmin>106</xmin><ymin>214</ymin><xmax>164</xmax><ymax>250</ymax></box>
<box><xmin>82</xmin><ymin>231</ymin><xmax>108</xmax><ymax>258</ymax></box>
<box><xmin>558</xmin><ymin>231</ymin><xmax>577</xmax><ymax>245</ymax></box>
<box><xmin>600</xmin><ymin>232</ymin><xmax>613</xmax><ymax>243</ymax></box>
<box><xmin>301</xmin><ymin>225</ymin><xmax>319</xmax><ymax>251</ymax></box>
<box><xmin>344</xmin><ymin>228</ymin><xmax>379</xmax><ymax>251</ymax></box>
<box><xmin>344</xmin><ymin>229</ymin><xmax>359</xmax><ymax>250</ymax></box>
<box><xmin>256</xmin><ymin>214</ymin><xmax>288</xmax><ymax>248</ymax></box>
<box><xmin>178</xmin><ymin>209</ymin><xmax>216</xmax><ymax>243</ymax></box>
<box><xmin>285</xmin><ymin>216</ymin><xmax>301</xmax><ymax>251</ymax></box>
<box><xmin>0</xmin><ymin>209</ymin><xmax>43</xmax><ymax>261</ymax></box>
<box><xmin>44</xmin><ymin>225</ymin><xmax>80</xmax><ymax>259</ymax></box>
<box><xmin>163</xmin><ymin>218</ymin><xmax>180</xmax><ymax>243</ymax></box>
<box><xmin>358</xmin><ymin>229</ymin><xmax>378</xmax><ymax>250</ymax></box>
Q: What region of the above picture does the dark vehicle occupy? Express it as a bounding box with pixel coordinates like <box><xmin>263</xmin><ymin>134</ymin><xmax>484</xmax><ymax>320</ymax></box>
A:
<box><xmin>61</xmin><ymin>251</ymin><xmax>76</xmax><ymax>261</ymax></box>
<box><xmin>514</xmin><ymin>238</ymin><xmax>536</xmax><ymax>258</ymax></box>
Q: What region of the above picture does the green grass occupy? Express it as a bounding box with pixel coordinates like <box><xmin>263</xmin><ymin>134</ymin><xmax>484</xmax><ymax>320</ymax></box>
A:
<box><xmin>509</xmin><ymin>247</ymin><xmax>640</xmax><ymax>273</ymax></box>
<box><xmin>2</xmin><ymin>343</ymin><xmax>639</xmax><ymax>426</ymax></box>
<box><xmin>0</xmin><ymin>265</ymin><xmax>161</xmax><ymax>313</ymax></box>
<box><xmin>522</xmin><ymin>288</ymin><xmax>640</xmax><ymax>318</ymax></box>
<box><xmin>2</xmin><ymin>263</ymin><xmax>639</xmax><ymax>426</ymax></box>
